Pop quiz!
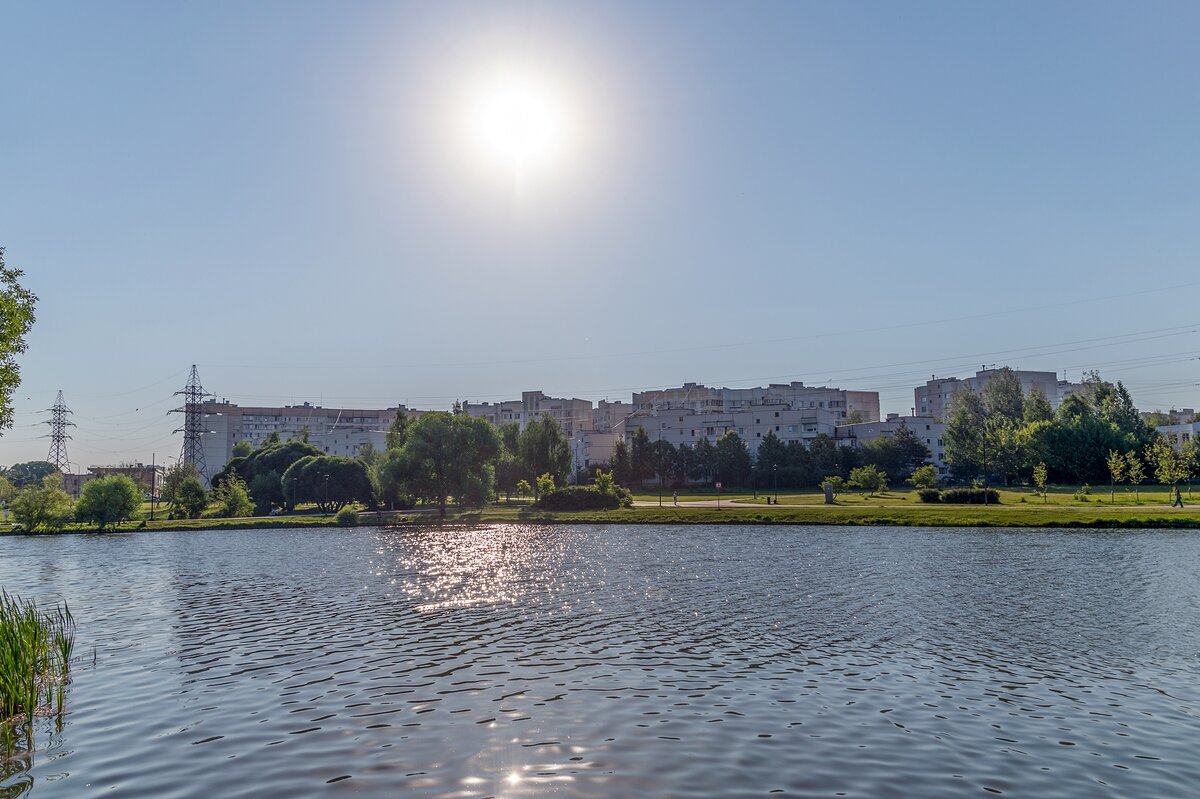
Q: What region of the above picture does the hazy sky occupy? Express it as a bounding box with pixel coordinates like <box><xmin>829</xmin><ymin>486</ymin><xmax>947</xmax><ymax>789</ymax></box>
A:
<box><xmin>2</xmin><ymin>1</ymin><xmax>1199</xmax><ymax>467</ymax></box>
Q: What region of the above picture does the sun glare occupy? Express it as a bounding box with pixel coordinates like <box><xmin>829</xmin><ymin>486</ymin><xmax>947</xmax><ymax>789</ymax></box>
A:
<box><xmin>463</xmin><ymin>65</ymin><xmax>571</xmax><ymax>193</ymax></box>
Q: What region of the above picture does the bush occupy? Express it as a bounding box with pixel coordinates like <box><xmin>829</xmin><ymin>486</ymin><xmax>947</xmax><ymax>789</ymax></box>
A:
<box><xmin>535</xmin><ymin>485</ymin><xmax>633</xmax><ymax>511</ymax></box>
<box><xmin>9</xmin><ymin>476</ymin><xmax>74</xmax><ymax>533</ymax></box>
<box><xmin>917</xmin><ymin>488</ymin><xmax>941</xmax><ymax>503</ymax></box>
<box><xmin>76</xmin><ymin>475</ymin><xmax>142</xmax><ymax>531</ymax></box>
<box><xmin>335</xmin><ymin>507</ymin><xmax>360</xmax><ymax>526</ymax></box>
<box><xmin>940</xmin><ymin>487</ymin><xmax>1000</xmax><ymax>504</ymax></box>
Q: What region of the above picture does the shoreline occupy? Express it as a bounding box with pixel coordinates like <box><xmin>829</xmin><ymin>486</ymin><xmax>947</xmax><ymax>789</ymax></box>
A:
<box><xmin>7</xmin><ymin>503</ymin><xmax>1200</xmax><ymax>534</ymax></box>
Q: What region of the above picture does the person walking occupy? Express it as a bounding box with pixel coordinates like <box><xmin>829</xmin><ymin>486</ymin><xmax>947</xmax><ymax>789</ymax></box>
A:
<box><xmin>672</xmin><ymin>491</ymin><xmax>678</xmax><ymax>506</ymax></box>
<box><xmin>1172</xmin><ymin>487</ymin><xmax>1184</xmax><ymax>508</ymax></box>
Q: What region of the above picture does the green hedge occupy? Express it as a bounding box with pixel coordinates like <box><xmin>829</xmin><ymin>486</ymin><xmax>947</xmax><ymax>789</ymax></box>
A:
<box><xmin>939</xmin><ymin>488</ymin><xmax>1001</xmax><ymax>504</ymax></box>
<box><xmin>917</xmin><ymin>488</ymin><xmax>941</xmax><ymax>503</ymax></box>
<box><xmin>535</xmin><ymin>486</ymin><xmax>633</xmax><ymax>511</ymax></box>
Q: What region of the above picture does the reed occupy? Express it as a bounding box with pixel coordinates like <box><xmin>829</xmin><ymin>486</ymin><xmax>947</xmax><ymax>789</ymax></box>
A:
<box><xmin>0</xmin><ymin>592</ymin><xmax>74</xmax><ymax>741</ymax></box>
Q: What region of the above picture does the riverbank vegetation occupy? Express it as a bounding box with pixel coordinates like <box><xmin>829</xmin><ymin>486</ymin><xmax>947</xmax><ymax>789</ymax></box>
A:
<box><xmin>0</xmin><ymin>592</ymin><xmax>74</xmax><ymax>748</ymax></box>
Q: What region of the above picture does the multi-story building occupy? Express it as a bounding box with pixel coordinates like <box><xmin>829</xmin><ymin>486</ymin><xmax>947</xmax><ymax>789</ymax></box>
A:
<box><xmin>633</xmin><ymin>381</ymin><xmax>880</xmax><ymax>423</ymax></box>
<box><xmin>200</xmin><ymin>401</ymin><xmax>419</xmax><ymax>481</ymax></box>
<box><xmin>61</xmin><ymin>463</ymin><xmax>167</xmax><ymax>498</ymax></box>
<box><xmin>836</xmin><ymin>414</ymin><xmax>947</xmax><ymax>476</ymax></box>
<box><xmin>623</xmin><ymin>403</ymin><xmax>848</xmax><ymax>458</ymax></box>
<box><xmin>461</xmin><ymin>391</ymin><xmax>593</xmax><ymax>437</ymax></box>
<box><xmin>1156</xmin><ymin>421</ymin><xmax>1200</xmax><ymax>450</ymax></box>
<box><xmin>915</xmin><ymin>368</ymin><xmax>1083</xmax><ymax>421</ymax></box>
<box><xmin>590</xmin><ymin>400</ymin><xmax>633</xmax><ymax>434</ymax></box>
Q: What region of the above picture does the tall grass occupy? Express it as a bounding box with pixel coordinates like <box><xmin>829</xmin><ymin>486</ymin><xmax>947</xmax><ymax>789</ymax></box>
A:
<box><xmin>0</xmin><ymin>592</ymin><xmax>74</xmax><ymax>748</ymax></box>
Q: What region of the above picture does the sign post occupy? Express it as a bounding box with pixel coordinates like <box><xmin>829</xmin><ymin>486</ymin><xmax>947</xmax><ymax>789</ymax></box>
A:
<box><xmin>715</xmin><ymin>481</ymin><xmax>722</xmax><ymax>509</ymax></box>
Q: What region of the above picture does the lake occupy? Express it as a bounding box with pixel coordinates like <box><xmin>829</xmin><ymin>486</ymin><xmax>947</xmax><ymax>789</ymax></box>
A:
<box><xmin>0</xmin><ymin>524</ymin><xmax>1197</xmax><ymax>797</ymax></box>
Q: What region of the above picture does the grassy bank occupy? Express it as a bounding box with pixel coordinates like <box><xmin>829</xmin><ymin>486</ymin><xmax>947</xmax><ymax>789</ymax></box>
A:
<box><xmin>0</xmin><ymin>592</ymin><xmax>74</xmax><ymax>743</ymax></box>
<box><xmin>6</xmin><ymin>500</ymin><xmax>1200</xmax><ymax>533</ymax></box>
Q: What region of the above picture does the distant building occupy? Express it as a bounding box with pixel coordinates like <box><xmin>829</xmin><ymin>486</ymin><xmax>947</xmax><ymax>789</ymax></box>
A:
<box><xmin>61</xmin><ymin>463</ymin><xmax>167</xmax><ymax>498</ymax></box>
<box><xmin>633</xmin><ymin>381</ymin><xmax>880</xmax><ymax>423</ymax></box>
<box><xmin>836</xmin><ymin>414</ymin><xmax>948</xmax><ymax>477</ymax></box>
<box><xmin>1156</xmin><ymin>422</ymin><xmax>1200</xmax><ymax>451</ymax></box>
<box><xmin>200</xmin><ymin>401</ymin><xmax>420</xmax><ymax>481</ymax></box>
<box><xmin>461</xmin><ymin>391</ymin><xmax>593</xmax><ymax>437</ymax></box>
<box><xmin>1144</xmin><ymin>408</ymin><xmax>1195</xmax><ymax>425</ymax></box>
<box><xmin>623</xmin><ymin>403</ymin><xmax>847</xmax><ymax>458</ymax></box>
<box><xmin>914</xmin><ymin>368</ymin><xmax>1084</xmax><ymax>421</ymax></box>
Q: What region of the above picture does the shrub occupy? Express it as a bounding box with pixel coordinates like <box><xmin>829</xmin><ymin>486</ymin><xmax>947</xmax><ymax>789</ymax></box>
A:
<box><xmin>907</xmin><ymin>465</ymin><xmax>939</xmax><ymax>490</ymax></box>
<box><xmin>940</xmin><ymin>487</ymin><xmax>1000</xmax><ymax>504</ymax></box>
<box><xmin>917</xmin><ymin>488</ymin><xmax>941</xmax><ymax>503</ymax></box>
<box><xmin>9</xmin><ymin>475</ymin><xmax>74</xmax><ymax>533</ymax></box>
<box><xmin>535</xmin><ymin>485</ymin><xmax>633</xmax><ymax>511</ymax></box>
<box><xmin>335</xmin><ymin>506</ymin><xmax>360</xmax><ymax>526</ymax></box>
<box><xmin>75</xmin><ymin>475</ymin><xmax>142</xmax><ymax>531</ymax></box>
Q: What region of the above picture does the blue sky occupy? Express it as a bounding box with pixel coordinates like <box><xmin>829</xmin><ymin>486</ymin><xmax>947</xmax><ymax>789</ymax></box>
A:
<box><xmin>2</xmin><ymin>1</ymin><xmax>1198</xmax><ymax>466</ymax></box>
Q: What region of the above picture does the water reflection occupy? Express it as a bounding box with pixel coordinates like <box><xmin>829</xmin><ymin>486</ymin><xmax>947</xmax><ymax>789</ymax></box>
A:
<box><xmin>0</xmin><ymin>525</ymin><xmax>1197</xmax><ymax>798</ymax></box>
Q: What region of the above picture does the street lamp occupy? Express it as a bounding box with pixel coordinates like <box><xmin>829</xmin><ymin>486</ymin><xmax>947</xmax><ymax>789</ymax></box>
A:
<box><xmin>773</xmin><ymin>463</ymin><xmax>778</xmax><ymax>503</ymax></box>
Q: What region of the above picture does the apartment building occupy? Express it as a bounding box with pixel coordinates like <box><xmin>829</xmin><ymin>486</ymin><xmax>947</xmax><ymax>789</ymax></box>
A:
<box><xmin>200</xmin><ymin>400</ymin><xmax>418</xmax><ymax>480</ymax></box>
<box><xmin>623</xmin><ymin>403</ymin><xmax>847</xmax><ymax>458</ymax></box>
<box><xmin>836</xmin><ymin>414</ymin><xmax>947</xmax><ymax>476</ymax></box>
<box><xmin>633</xmin><ymin>381</ymin><xmax>880</xmax><ymax>423</ymax></box>
<box><xmin>461</xmin><ymin>391</ymin><xmax>593</xmax><ymax>437</ymax></box>
<box><xmin>915</xmin><ymin>368</ymin><xmax>1083</xmax><ymax>421</ymax></box>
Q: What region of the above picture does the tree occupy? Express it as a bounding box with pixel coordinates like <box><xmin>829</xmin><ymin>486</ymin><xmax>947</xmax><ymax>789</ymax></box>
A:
<box><xmin>518</xmin><ymin>415</ymin><xmax>571</xmax><ymax>495</ymax></box>
<box><xmin>6</xmin><ymin>461</ymin><xmax>59</xmax><ymax>488</ymax></box>
<box><xmin>593</xmin><ymin>470</ymin><xmax>615</xmax><ymax>494</ymax></box>
<box><xmin>907</xmin><ymin>464</ymin><xmax>938</xmax><ymax>490</ymax></box>
<box><xmin>536</xmin><ymin>473</ymin><xmax>556</xmax><ymax>497</ymax></box>
<box><xmin>982</xmin><ymin>367</ymin><xmax>1025</xmax><ymax>424</ymax></box>
<box><xmin>1105</xmin><ymin>450</ymin><xmax>1126</xmax><ymax>504</ymax></box>
<box><xmin>610</xmin><ymin>439</ymin><xmax>633</xmax><ymax>486</ymax></box>
<box><xmin>1032</xmin><ymin>462</ymin><xmax>1048</xmax><ymax>502</ymax></box>
<box><xmin>214</xmin><ymin>438</ymin><xmax>321</xmax><ymax>510</ymax></box>
<box><xmin>172</xmin><ymin>475</ymin><xmax>208</xmax><ymax>519</ymax></box>
<box><xmin>160</xmin><ymin>461</ymin><xmax>202</xmax><ymax>505</ymax></box>
<box><xmin>860</xmin><ymin>422</ymin><xmax>930</xmax><ymax>483</ymax></box>
<box><xmin>9</xmin><ymin>474</ymin><xmax>73</xmax><ymax>532</ymax></box>
<box><xmin>848</xmin><ymin>465</ymin><xmax>887</xmax><ymax>496</ymax></box>
<box><xmin>281</xmin><ymin>455</ymin><xmax>377</xmax><ymax>514</ymax></box>
<box><xmin>1145</xmin><ymin>438</ymin><xmax>1191</xmax><ymax>494</ymax></box>
<box><xmin>385</xmin><ymin>409</ymin><xmax>411</xmax><ymax>451</ymax></box>
<box><xmin>1125</xmin><ymin>452</ymin><xmax>1146</xmax><ymax>503</ymax></box>
<box><xmin>248</xmin><ymin>471</ymin><xmax>281</xmax><ymax>515</ymax></box>
<box><xmin>0</xmin><ymin>248</ymin><xmax>37</xmax><ymax>434</ymax></box>
<box><xmin>232</xmin><ymin>441</ymin><xmax>253</xmax><ymax>458</ymax></box>
<box><xmin>214</xmin><ymin>474</ymin><xmax>253</xmax><ymax>518</ymax></box>
<box><xmin>75</xmin><ymin>475</ymin><xmax>142</xmax><ymax>531</ymax></box>
<box><xmin>944</xmin><ymin>389</ymin><xmax>987</xmax><ymax>481</ymax></box>
<box><xmin>0</xmin><ymin>475</ymin><xmax>13</xmax><ymax>504</ymax></box>
<box><xmin>399</xmin><ymin>412</ymin><xmax>500</xmax><ymax>518</ymax></box>
<box><xmin>821</xmin><ymin>476</ymin><xmax>844</xmax><ymax>500</ymax></box>
<box><xmin>515</xmin><ymin>479</ymin><xmax>531</xmax><ymax>500</ymax></box>
<box><xmin>629</xmin><ymin>427</ymin><xmax>653</xmax><ymax>486</ymax></box>
<box><xmin>691</xmin><ymin>438</ymin><xmax>717</xmax><ymax>483</ymax></box>
<box><xmin>649</xmin><ymin>440</ymin><xmax>676</xmax><ymax>502</ymax></box>
<box><xmin>714</xmin><ymin>433</ymin><xmax>751</xmax><ymax>487</ymax></box>
<box><xmin>1023</xmin><ymin>387</ymin><xmax>1054</xmax><ymax>424</ymax></box>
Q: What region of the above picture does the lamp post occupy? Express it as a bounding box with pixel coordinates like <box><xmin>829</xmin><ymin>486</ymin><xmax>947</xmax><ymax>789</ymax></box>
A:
<box><xmin>773</xmin><ymin>463</ymin><xmax>778</xmax><ymax>503</ymax></box>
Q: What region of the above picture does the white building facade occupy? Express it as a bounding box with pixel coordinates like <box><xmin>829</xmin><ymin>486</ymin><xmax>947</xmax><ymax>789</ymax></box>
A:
<box><xmin>461</xmin><ymin>391</ymin><xmax>594</xmax><ymax>438</ymax></box>
<box><xmin>915</xmin><ymin>368</ymin><xmax>1084</xmax><ymax>421</ymax></box>
<box><xmin>836</xmin><ymin>414</ymin><xmax>948</xmax><ymax>476</ymax></box>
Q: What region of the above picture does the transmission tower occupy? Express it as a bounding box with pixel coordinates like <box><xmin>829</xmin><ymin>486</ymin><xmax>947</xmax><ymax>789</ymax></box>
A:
<box><xmin>171</xmin><ymin>365</ymin><xmax>213</xmax><ymax>479</ymax></box>
<box><xmin>43</xmin><ymin>390</ymin><xmax>75</xmax><ymax>472</ymax></box>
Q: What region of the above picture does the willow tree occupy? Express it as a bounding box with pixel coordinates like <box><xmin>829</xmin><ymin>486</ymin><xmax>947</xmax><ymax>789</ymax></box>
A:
<box><xmin>0</xmin><ymin>247</ymin><xmax>37</xmax><ymax>434</ymax></box>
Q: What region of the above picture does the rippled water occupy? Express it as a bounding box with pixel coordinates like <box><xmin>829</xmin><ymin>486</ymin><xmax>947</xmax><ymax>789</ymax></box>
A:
<box><xmin>0</xmin><ymin>524</ymin><xmax>1198</xmax><ymax>797</ymax></box>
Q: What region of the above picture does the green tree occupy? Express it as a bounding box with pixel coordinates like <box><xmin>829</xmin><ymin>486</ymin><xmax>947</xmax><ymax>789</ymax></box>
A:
<box><xmin>232</xmin><ymin>441</ymin><xmax>253</xmax><ymax>458</ymax></box>
<box><xmin>160</xmin><ymin>461</ymin><xmax>202</xmax><ymax>505</ymax></box>
<box><xmin>593</xmin><ymin>470</ymin><xmax>615</xmax><ymax>494</ymax></box>
<box><xmin>9</xmin><ymin>474</ymin><xmax>73</xmax><ymax>532</ymax></box>
<box><xmin>172</xmin><ymin>475</ymin><xmax>208</xmax><ymax>519</ymax></box>
<box><xmin>214</xmin><ymin>438</ymin><xmax>321</xmax><ymax>510</ymax></box>
<box><xmin>399</xmin><ymin>412</ymin><xmax>500</xmax><ymax>518</ymax></box>
<box><xmin>610</xmin><ymin>439</ymin><xmax>633</xmax><ymax>486</ymax></box>
<box><xmin>6</xmin><ymin>461</ymin><xmax>59</xmax><ymax>488</ymax></box>
<box><xmin>1023</xmin><ymin>387</ymin><xmax>1054</xmax><ymax>424</ymax></box>
<box><xmin>1125</xmin><ymin>452</ymin><xmax>1146</xmax><ymax>503</ymax></box>
<box><xmin>385</xmin><ymin>409</ymin><xmax>411</xmax><ymax>450</ymax></box>
<box><xmin>515</xmin><ymin>479</ymin><xmax>531</xmax><ymax>500</ymax></box>
<box><xmin>1105</xmin><ymin>449</ymin><xmax>1126</xmax><ymax>504</ymax></box>
<box><xmin>518</xmin><ymin>415</ymin><xmax>571</xmax><ymax>495</ymax></box>
<box><xmin>214</xmin><ymin>474</ymin><xmax>253</xmax><ymax>518</ymax></box>
<box><xmin>714</xmin><ymin>432</ymin><xmax>752</xmax><ymax>487</ymax></box>
<box><xmin>248</xmin><ymin>471</ymin><xmax>282</xmax><ymax>515</ymax></box>
<box><xmin>75</xmin><ymin>475</ymin><xmax>142</xmax><ymax>531</ymax></box>
<box><xmin>848</xmin><ymin>465</ymin><xmax>887</xmax><ymax>495</ymax></box>
<box><xmin>692</xmin><ymin>438</ymin><xmax>718</xmax><ymax>483</ymax></box>
<box><xmin>0</xmin><ymin>474</ymin><xmax>13</xmax><ymax>504</ymax></box>
<box><xmin>1032</xmin><ymin>462</ymin><xmax>1048</xmax><ymax>502</ymax></box>
<box><xmin>629</xmin><ymin>427</ymin><xmax>653</xmax><ymax>486</ymax></box>
<box><xmin>944</xmin><ymin>389</ymin><xmax>987</xmax><ymax>481</ymax></box>
<box><xmin>821</xmin><ymin>475</ymin><xmax>844</xmax><ymax>500</ymax></box>
<box><xmin>1145</xmin><ymin>438</ymin><xmax>1191</xmax><ymax>493</ymax></box>
<box><xmin>982</xmin><ymin>367</ymin><xmax>1025</xmax><ymax>423</ymax></box>
<box><xmin>649</xmin><ymin>439</ymin><xmax>676</xmax><ymax>502</ymax></box>
<box><xmin>536</xmin><ymin>473</ymin><xmax>556</xmax><ymax>497</ymax></box>
<box><xmin>859</xmin><ymin>422</ymin><xmax>931</xmax><ymax>483</ymax></box>
<box><xmin>281</xmin><ymin>455</ymin><xmax>377</xmax><ymax>514</ymax></box>
<box><xmin>907</xmin><ymin>464</ymin><xmax>938</xmax><ymax>490</ymax></box>
<box><xmin>0</xmin><ymin>248</ymin><xmax>37</xmax><ymax>434</ymax></box>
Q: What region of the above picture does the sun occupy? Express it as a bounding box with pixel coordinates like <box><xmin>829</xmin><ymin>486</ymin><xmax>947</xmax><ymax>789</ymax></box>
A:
<box><xmin>463</xmin><ymin>65</ymin><xmax>570</xmax><ymax>193</ymax></box>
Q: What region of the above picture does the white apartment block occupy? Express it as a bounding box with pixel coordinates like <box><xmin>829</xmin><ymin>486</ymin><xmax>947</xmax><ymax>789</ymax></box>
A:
<box><xmin>836</xmin><ymin>414</ymin><xmax>948</xmax><ymax>476</ymax></box>
<box><xmin>569</xmin><ymin>430</ymin><xmax>618</xmax><ymax>478</ymax></box>
<box><xmin>1156</xmin><ymin>422</ymin><xmax>1200</xmax><ymax>451</ymax></box>
<box><xmin>200</xmin><ymin>400</ymin><xmax>417</xmax><ymax>481</ymax></box>
<box><xmin>623</xmin><ymin>403</ymin><xmax>847</xmax><ymax>458</ymax></box>
<box><xmin>633</xmin><ymin>381</ymin><xmax>880</xmax><ymax>423</ymax></box>
<box><xmin>590</xmin><ymin>400</ymin><xmax>633</xmax><ymax>434</ymax></box>
<box><xmin>461</xmin><ymin>391</ymin><xmax>593</xmax><ymax>438</ymax></box>
<box><xmin>915</xmin><ymin>368</ymin><xmax>1083</xmax><ymax>421</ymax></box>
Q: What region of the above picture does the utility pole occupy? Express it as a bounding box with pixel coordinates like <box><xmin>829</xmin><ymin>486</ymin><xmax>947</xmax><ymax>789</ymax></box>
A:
<box><xmin>170</xmin><ymin>365</ymin><xmax>213</xmax><ymax>483</ymax></box>
<box><xmin>43</xmin><ymin>390</ymin><xmax>75</xmax><ymax>472</ymax></box>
